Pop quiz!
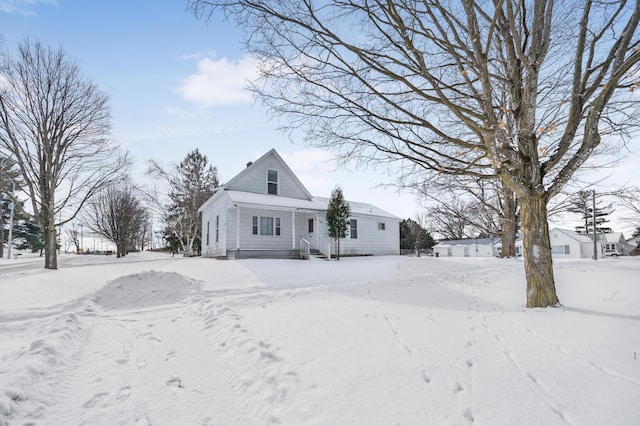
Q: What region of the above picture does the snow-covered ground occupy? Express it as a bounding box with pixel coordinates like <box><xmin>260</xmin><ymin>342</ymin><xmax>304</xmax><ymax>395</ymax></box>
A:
<box><xmin>0</xmin><ymin>252</ymin><xmax>638</xmax><ymax>425</ymax></box>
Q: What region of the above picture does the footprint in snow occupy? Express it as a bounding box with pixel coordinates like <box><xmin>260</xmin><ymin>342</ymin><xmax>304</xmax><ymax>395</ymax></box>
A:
<box><xmin>82</xmin><ymin>392</ymin><xmax>108</xmax><ymax>409</ymax></box>
<box><xmin>167</xmin><ymin>377</ymin><xmax>184</xmax><ymax>393</ymax></box>
<box><xmin>116</xmin><ymin>386</ymin><xmax>131</xmax><ymax>402</ymax></box>
<box><xmin>137</xmin><ymin>360</ymin><xmax>148</xmax><ymax>370</ymax></box>
<box><xmin>165</xmin><ymin>350</ymin><xmax>177</xmax><ymax>362</ymax></box>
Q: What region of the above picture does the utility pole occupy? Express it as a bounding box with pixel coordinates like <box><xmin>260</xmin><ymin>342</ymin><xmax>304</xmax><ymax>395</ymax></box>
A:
<box><xmin>592</xmin><ymin>189</ymin><xmax>598</xmax><ymax>260</ymax></box>
<box><xmin>7</xmin><ymin>182</ymin><xmax>15</xmax><ymax>260</ymax></box>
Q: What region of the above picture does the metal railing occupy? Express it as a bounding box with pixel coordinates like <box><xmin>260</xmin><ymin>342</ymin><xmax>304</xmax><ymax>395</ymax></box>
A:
<box><xmin>299</xmin><ymin>237</ymin><xmax>311</xmax><ymax>260</ymax></box>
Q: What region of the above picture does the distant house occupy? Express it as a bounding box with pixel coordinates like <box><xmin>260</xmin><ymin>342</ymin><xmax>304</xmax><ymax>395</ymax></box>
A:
<box><xmin>601</xmin><ymin>232</ymin><xmax>630</xmax><ymax>256</ymax></box>
<box><xmin>432</xmin><ymin>238</ymin><xmax>500</xmax><ymax>258</ymax></box>
<box><xmin>198</xmin><ymin>149</ymin><xmax>400</xmax><ymax>259</ymax></box>
<box><xmin>512</xmin><ymin>228</ymin><xmax>630</xmax><ymax>259</ymax></box>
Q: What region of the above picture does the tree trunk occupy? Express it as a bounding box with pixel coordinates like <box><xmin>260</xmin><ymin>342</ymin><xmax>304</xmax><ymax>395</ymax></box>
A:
<box><xmin>43</xmin><ymin>214</ymin><xmax>57</xmax><ymax>269</ymax></box>
<box><xmin>0</xmin><ymin>213</ymin><xmax>4</xmax><ymax>259</ymax></box>
<box><xmin>501</xmin><ymin>186</ymin><xmax>517</xmax><ymax>257</ymax></box>
<box><xmin>520</xmin><ymin>194</ymin><xmax>559</xmax><ymax>308</ymax></box>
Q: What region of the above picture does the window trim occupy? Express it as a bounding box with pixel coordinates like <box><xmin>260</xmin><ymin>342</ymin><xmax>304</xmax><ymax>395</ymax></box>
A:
<box><xmin>267</xmin><ymin>169</ymin><xmax>278</xmax><ymax>195</ymax></box>
<box><xmin>378</xmin><ymin>222</ymin><xmax>386</xmax><ymax>231</ymax></box>
<box><xmin>252</xmin><ymin>215</ymin><xmax>281</xmax><ymax>237</ymax></box>
<box><xmin>350</xmin><ymin>218</ymin><xmax>358</xmax><ymax>239</ymax></box>
<box><xmin>215</xmin><ymin>215</ymin><xmax>219</xmax><ymax>243</ymax></box>
<box><xmin>206</xmin><ymin>221</ymin><xmax>210</xmax><ymax>245</ymax></box>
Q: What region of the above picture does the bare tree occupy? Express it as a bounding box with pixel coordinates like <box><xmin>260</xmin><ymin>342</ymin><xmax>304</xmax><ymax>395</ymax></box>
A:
<box><xmin>616</xmin><ymin>186</ymin><xmax>640</xmax><ymax>230</ymax></box>
<box><xmin>190</xmin><ymin>1</ymin><xmax>640</xmax><ymax>307</ymax></box>
<box><xmin>84</xmin><ymin>182</ymin><xmax>147</xmax><ymax>258</ymax></box>
<box><xmin>414</xmin><ymin>174</ymin><xmax>518</xmax><ymax>254</ymax></box>
<box><xmin>0</xmin><ymin>39</ymin><xmax>130</xmax><ymax>269</ymax></box>
<box><xmin>65</xmin><ymin>224</ymin><xmax>81</xmax><ymax>254</ymax></box>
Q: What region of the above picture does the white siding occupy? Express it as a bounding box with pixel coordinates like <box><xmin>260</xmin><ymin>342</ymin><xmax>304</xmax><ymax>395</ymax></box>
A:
<box><xmin>225</xmin><ymin>157</ymin><xmax>310</xmax><ymax>200</ymax></box>
<box><xmin>231</xmin><ymin>206</ymin><xmax>294</xmax><ymax>251</ymax></box>
<box><xmin>201</xmin><ymin>193</ymin><xmax>231</xmax><ymax>258</ymax></box>
<box><xmin>334</xmin><ymin>215</ymin><xmax>400</xmax><ymax>256</ymax></box>
<box><xmin>433</xmin><ymin>244</ymin><xmax>494</xmax><ymax>257</ymax></box>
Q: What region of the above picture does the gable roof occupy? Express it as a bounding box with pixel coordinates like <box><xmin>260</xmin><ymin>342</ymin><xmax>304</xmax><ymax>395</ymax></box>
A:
<box><xmin>223</xmin><ymin>149</ymin><xmax>313</xmax><ymax>200</ymax></box>
<box><xmin>198</xmin><ymin>149</ymin><xmax>400</xmax><ymax>219</ymax></box>
<box><xmin>602</xmin><ymin>232</ymin><xmax>625</xmax><ymax>244</ymax></box>
<box><xmin>551</xmin><ymin>228</ymin><xmax>593</xmax><ymax>243</ymax></box>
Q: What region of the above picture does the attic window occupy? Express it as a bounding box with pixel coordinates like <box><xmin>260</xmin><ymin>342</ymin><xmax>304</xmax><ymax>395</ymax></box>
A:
<box><xmin>267</xmin><ymin>169</ymin><xmax>278</xmax><ymax>195</ymax></box>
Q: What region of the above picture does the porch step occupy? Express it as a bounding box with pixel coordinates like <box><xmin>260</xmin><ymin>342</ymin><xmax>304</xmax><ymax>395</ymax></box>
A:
<box><xmin>310</xmin><ymin>249</ymin><xmax>328</xmax><ymax>260</ymax></box>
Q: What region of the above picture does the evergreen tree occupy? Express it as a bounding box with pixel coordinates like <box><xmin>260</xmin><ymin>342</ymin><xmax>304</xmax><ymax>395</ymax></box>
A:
<box><xmin>13</xmin><ymin>206</ymin><xmax>45</xmax><ymax>253</ymax></box>
<box><xmin>568</xmin><ymin>191</ymin><xmax>613</xmax><ymax>234</ymax></box>
<box><xmin>148</xmin><ymin>149</ymin><xmax>219</xmax><ymax>255</ymax></box>
<box><xmin>1</xmin><ymin>156</ymin><xmax>22</xmax><ymax>258</ymax></box>
<box><xmin>399</xmin><ymin>220</ymin><xmax>416</xmax><ymax>250</ymax></box>
<box><xmin>400</xmin><ymin>218</ymin><xmax>435</xmax><ymax>252</ymax></box>
<box><xmin>326</xmin><ymin>186</ymin><xmax>351</xmax><ymax>260</ymax></box>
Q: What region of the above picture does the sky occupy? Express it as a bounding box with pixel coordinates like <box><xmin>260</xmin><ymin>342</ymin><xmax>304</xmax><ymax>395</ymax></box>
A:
<box><xmin>0</xmin><ymin>0</ymin><xmax>421</xmax><ymax>222</ymax></box>
<box><xmin>1</xmin><ymin>0</ymin><xmax>638</xmax><ymax>236</ymax></box>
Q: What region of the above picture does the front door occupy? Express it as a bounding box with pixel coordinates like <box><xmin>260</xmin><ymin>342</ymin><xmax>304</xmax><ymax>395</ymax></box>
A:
<box><xmin>306</xmin><ymin>216</ymin><xmax>317</xmax><ymax>250</ymax></box>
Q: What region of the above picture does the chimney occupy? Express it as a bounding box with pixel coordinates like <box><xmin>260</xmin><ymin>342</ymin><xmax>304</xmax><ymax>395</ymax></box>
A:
<box><xmin>246</xmin><ymin>161</ymin><xmax>253</xmax><ymax>168</ymax></box>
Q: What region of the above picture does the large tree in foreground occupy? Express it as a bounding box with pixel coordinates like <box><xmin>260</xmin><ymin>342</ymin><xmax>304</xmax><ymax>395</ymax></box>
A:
<box><xmin>0</xmin><ymin>40</ymin><xmax>129</xmax><ymax>269</ymax></box>
<box><xmin>190</xmin><ymin>0</ymin><xmax>640</xmax><ymax>307</ymax></box>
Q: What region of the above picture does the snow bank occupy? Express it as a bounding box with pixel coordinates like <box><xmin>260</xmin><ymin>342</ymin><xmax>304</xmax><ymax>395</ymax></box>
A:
<box><xmin>94</xmin><ymin>271</ymin><xmax>201</xmax><ymax>310</ymax></box>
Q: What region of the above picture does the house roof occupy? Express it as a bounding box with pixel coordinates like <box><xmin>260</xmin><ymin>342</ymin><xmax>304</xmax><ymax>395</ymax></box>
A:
<box><xmin>223</xmin><ymin>148</ymin><xmax>313</xmax><ymax>200</ymax></box>
<box><xmin>552</xmin><ymin>228</ymin><xmax>593</xmax><ymax>243</ymax></box>
<box><xmin>434</xmin><ymin>238</ymin><xmax>500</xmax><ymax>247</ymax></box>
<box><xmin>602</xmin><ymin>232</ymin><xmax>625</xmax><ymax>243</ymax></box>
<box><xmin>198</xmin><ymin>149</ymin><xmax>399</xmax><ymax>219</ymax></box>
<box><xmin>225</xmin><ymin>190</ymin><xmax>399</xmax><ymax>219</ymax></box>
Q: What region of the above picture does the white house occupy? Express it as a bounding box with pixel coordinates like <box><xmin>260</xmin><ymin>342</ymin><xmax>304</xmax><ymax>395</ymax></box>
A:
<box><xmin>512</xmin><ymin>228</ymin><xmax>607</xmax><ymax>259</ymax></box>
<box><xmin>198</xmin><ymin>149</ymin><xmax>400</xmax><ymax>259</ymax></box>
<box><xmin>601</xmin><ymin>232</ymin><xmax>630</xmax><ymax>256</ymax></box>
<box><xmin>432</xmin><ymin>238</ymin><xmax>501</xmax><ymax>258</ymax></box>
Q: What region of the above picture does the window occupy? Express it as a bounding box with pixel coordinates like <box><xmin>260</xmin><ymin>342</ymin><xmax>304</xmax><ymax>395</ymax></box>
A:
<box><xmin>378</xmin><ymin>222</ymin><xmax>386</xmax><ymax>231</ymax></box>
<box><xmin>260</xmin><ymin>217</ymin><xmax>274</xmax><ymax>235</ymax></box>
<box><xmin>551</xmin><ymin>245</ymin><xmax>570</xmax><ymax>254</ymax></box>
<box><xmin>447</xmin><ymin>247</ymin><xmax>452</xmax><ymax>257</ymax></box>
<box><xmin>308</xmin><ymin>218</ymin><xmax>314</xmax><ymax>233</ymax></box>
<box><xmin>206</xmin><ymin>221</ymin><xmax>210</xmax><ymax>245</ymax></box>
<box><xmin>215</xmin><ymin>215</ymin><xmax>219</xmax><ymax>243</ymax></box>
<box><xmin>464</xmin><ymin>247</ymin><xmax>469</xmax><ymax>257</ymax></box>
<box><xmin>253</xmin><ymin>215</ymin><xmax>281</xmax><ymax>236</ymax></box>
<box><xmin>267</xmin><ymin>169</ymin><xmax>278</xmax><ymax>195</ymax></box>
<box><xmin>350</xmin><ymin>219</ymin><xmax>358</xmax><ymax>239</ymax></box>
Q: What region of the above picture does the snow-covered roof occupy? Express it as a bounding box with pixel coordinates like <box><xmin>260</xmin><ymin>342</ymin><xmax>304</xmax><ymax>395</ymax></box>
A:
<box><xmin>434</xmin><ymin>238</ymin><xmax>500</xmax><ymax>247</ymax></box>
<box><xmin>602</xmin><ymin>232</ymin><xmax>625</xmax><ymax>244</ymax></box>
<box><xmin>552</xmin><ymin>228</ymin><xmax>593</xmax><ymax>243</ymax></box>
<box><xmin>225</xmin><ymin>190</ymin><xmax>399</xmax><ymax>219</ymax></box>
